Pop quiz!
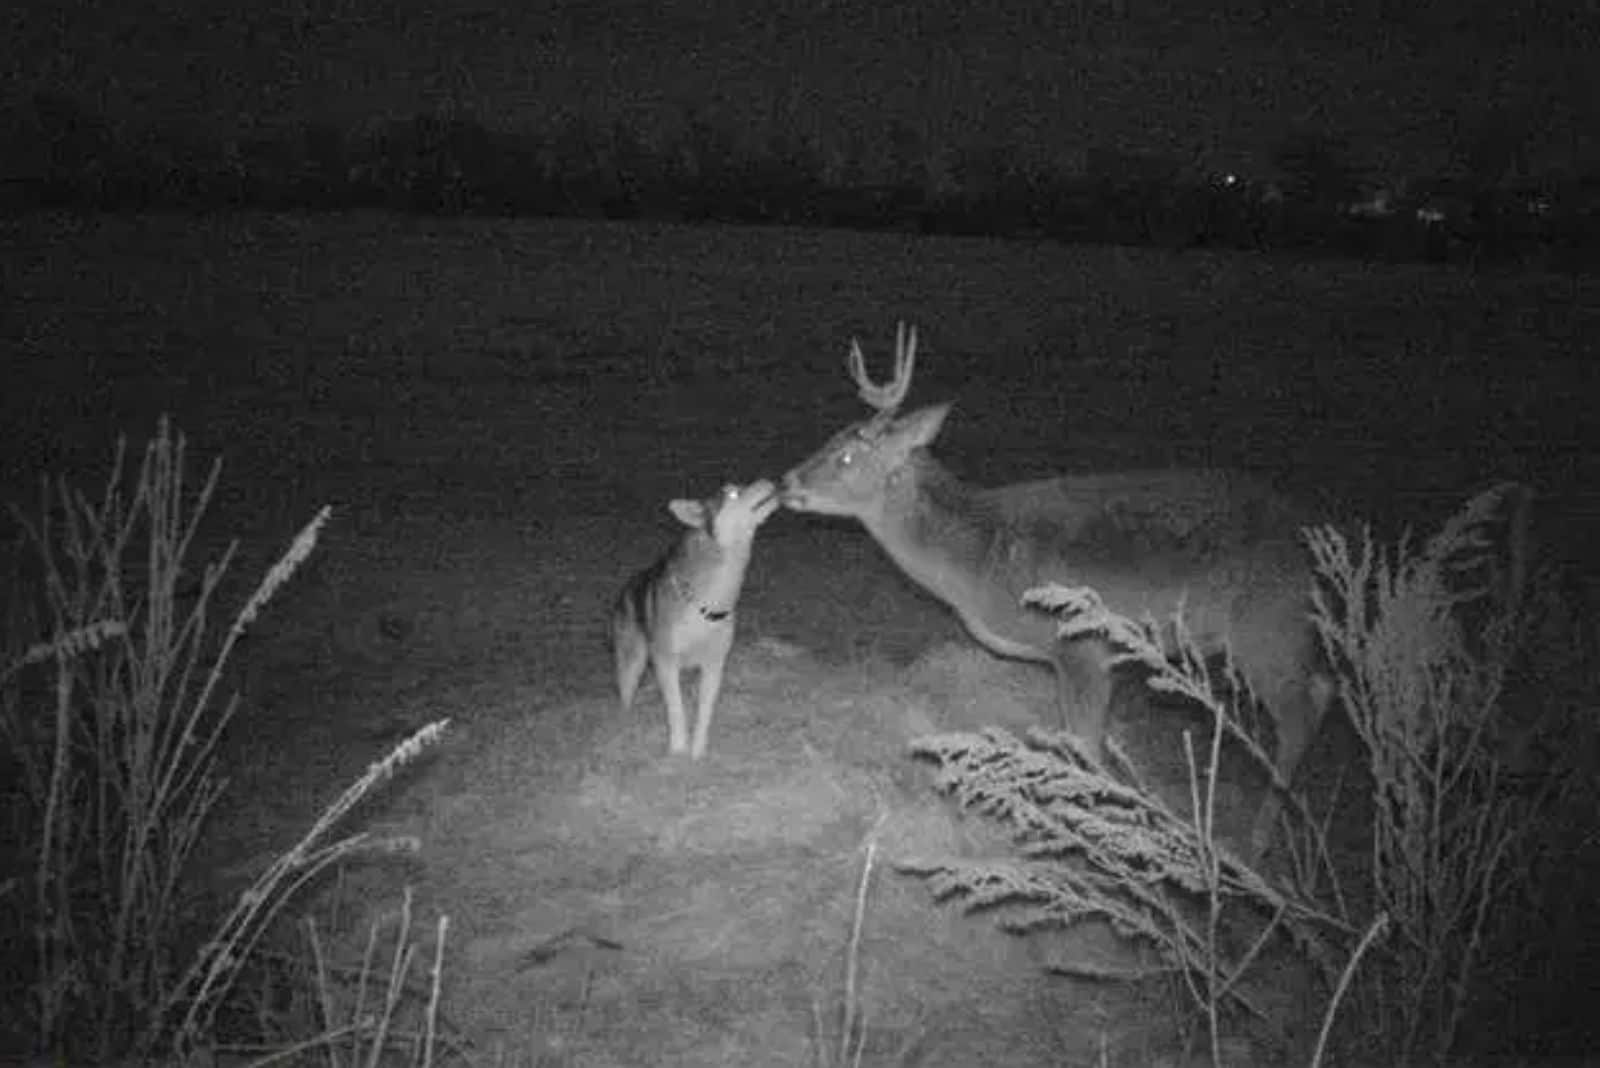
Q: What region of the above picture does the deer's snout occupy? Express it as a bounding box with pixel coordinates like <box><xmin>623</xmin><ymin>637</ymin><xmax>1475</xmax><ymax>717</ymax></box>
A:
<box><xmin>779</xmin><ymin>472</ymin><xmax>807</xmax><ymax>508</ymax></box>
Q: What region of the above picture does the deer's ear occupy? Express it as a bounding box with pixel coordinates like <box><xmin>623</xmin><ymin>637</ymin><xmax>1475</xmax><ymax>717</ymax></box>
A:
<box><xmin>667</xmin><ymin>499</ymin><xmax>707</xmax><ymax>528</ymax></box>
<box><xmin>899</xmin><ymin>403</ymin><xmax>951</xmax><ymax>447</ymax></box>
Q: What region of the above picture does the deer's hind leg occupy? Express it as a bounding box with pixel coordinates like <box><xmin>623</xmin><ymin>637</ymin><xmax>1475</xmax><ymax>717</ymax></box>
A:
<box><xmin>1049</xmin><ymin>636</ymin><xmax>1117</xmax><ymax>758</ymax></box>
<box><xmin>1248</xmin><ymin>670</ymin><xmax>1336</xmax><ymax>856</ymax></box>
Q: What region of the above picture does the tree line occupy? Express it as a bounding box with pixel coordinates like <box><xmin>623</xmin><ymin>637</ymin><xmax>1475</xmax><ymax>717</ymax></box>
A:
<box><xmin>4</xmin><ymin>92</ymin><xmax>1596</xmax><ymax>271</ymax></box>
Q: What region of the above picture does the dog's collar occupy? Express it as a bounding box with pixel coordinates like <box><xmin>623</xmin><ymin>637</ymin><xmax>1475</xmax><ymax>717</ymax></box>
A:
<box><xmin>669</xmin><ymin>573</ymin><xmax>732</xmax><ymax>623</ymax></box>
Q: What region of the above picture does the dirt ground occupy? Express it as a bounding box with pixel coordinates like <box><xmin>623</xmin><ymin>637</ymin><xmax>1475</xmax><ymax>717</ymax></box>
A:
<box><xmin>3</xmin><ymin>213</ymin><xmax>1596</xmax><ymax>1065</ymax></box>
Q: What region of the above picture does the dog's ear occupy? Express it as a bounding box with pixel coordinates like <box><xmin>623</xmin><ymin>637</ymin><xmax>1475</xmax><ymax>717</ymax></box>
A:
<box><xmin>667</xmin><ymin>498</ymin><xmax>707</xmax><ymax>529</ymax></box>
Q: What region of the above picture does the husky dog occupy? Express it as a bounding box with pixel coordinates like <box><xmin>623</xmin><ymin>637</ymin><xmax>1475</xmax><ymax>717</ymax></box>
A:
<box><xmin>612</xmin><ymin>479</ymin><xmax>779</xmax><ymax>758</ymax></box>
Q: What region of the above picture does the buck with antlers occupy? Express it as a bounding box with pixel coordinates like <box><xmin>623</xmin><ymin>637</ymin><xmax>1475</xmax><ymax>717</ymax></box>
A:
<box><xmin>781</xmin><ymin>324</ymin><xmax>1332</xmax><ymax>854</ymax></box>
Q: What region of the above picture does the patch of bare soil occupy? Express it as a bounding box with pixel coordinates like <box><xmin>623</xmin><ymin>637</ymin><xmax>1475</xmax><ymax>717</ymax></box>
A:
<box><xmin>196</xmin><ymin>502</ymin><xmax>1336</xmax><ymax>1066</ymax></box>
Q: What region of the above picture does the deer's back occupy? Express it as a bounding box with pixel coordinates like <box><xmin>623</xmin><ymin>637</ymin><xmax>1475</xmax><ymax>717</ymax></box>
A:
<box><xmin>968</xmin><ymin>468</ymin><xmax>1318</xmax><ymax>642</ymax></box>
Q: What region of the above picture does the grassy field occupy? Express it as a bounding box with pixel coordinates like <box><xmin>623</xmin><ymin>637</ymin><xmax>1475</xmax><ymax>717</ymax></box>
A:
<box><xmin>2</xmin><ymin>213</ymin><xmax>1596</xmax><ymax>1064</ymax></box>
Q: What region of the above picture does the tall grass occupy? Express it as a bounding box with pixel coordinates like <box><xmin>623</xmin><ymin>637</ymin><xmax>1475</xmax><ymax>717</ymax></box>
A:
<box><xmin>0</xmin><ymin>417</ymin><xmax>449</xmax><ymax>1063</ymax></box>
<box><xmin>901</xmin><ymin>482</ymin><xmax>1577</xmax><ymax>1065</ymax></box>
<box><xmin>1305</xmin><ymin>483</ymin><xmax>1570</xmax><ymax>1062</ymax></box>
<box><xmin>900</xmin><ymin>625</ymin><xmax>1348</xmax><ymax>1065</ymax></box>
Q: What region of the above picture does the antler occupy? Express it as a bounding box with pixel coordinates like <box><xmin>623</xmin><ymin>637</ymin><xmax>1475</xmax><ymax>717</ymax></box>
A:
<box><xmin>848</xmin><ymin>321</ymin><xmax>918</xmax><ymax>414</ymax></box>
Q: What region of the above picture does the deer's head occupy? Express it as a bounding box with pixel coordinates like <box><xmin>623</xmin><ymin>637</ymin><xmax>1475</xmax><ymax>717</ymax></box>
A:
<box><xmin>782</xmin><ymin>323</ymin><xmax>950</xmax><ymax>520</ymax></box>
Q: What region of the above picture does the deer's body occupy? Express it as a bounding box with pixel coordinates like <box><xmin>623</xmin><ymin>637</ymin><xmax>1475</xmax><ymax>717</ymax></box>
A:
<box><xmin>612</xmin><ymin>479</ymin><xmax>779</xmax><ymax>759</ymax></box>
<box><xmin>782</xmin><ymin>325</ymin><xmax>1330</xmax><ymax>853</ymax></box>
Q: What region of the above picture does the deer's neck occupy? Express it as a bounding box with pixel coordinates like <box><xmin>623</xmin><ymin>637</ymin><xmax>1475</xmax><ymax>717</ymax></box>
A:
<box><xmin>858</xmin><ymin>450</ymin><xmax>1072</xmax><ymax>663</ymax></box>
<box><xmin>862</xmin><ymin>452</ymin><xmax>999</xmax><ymax>591</ymax></box>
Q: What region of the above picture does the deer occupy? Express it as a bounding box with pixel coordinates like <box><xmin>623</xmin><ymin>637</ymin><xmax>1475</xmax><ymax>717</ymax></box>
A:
<box><xmin>612</xmin><ymin>479</ymin><xmax>781</xmax><ymax>760</ymax></box>
<box><xmin>780</xmin><ymin>324</ymin><xmax>1332</xmax><ymax>855</ymax></box>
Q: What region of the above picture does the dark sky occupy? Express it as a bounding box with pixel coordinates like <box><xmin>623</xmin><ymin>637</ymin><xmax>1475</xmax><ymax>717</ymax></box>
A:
<box><xmin>5</xmin><ymin>0</ymin><xmax>1596</xmax><ymax>182</ymax></box>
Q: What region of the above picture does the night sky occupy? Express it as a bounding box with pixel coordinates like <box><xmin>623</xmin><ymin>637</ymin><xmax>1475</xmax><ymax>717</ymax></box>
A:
<box><xmin>4</xmin><ymin>0</ymin><xmax>1597</xmax><ymax>183</ymax></box>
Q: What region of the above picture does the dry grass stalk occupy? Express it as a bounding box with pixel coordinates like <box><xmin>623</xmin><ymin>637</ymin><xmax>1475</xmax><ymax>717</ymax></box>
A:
<box><xmin>899</xmin><ymin>579</ymin><xmax>1354</xmax><ymax>1061</ymax></box>
<box><xmin>901</xmin><ymin>481</ymin><xmax>1564</xmax><ymax>1065</ymax></box>
<box><xmin>1305</xmin><ymin>482</ymin><xmax>1562</xmax><ymax>1062</ymax></box>
<box><xmin>159</xmin><ymin>720</ymin><xmax>447</xmax><ymax>1057</ymax></box>
<box><xmin>0</xmin><ymin>417</ymin><xmax>333</xmax><ymax>1060</ymax></box>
